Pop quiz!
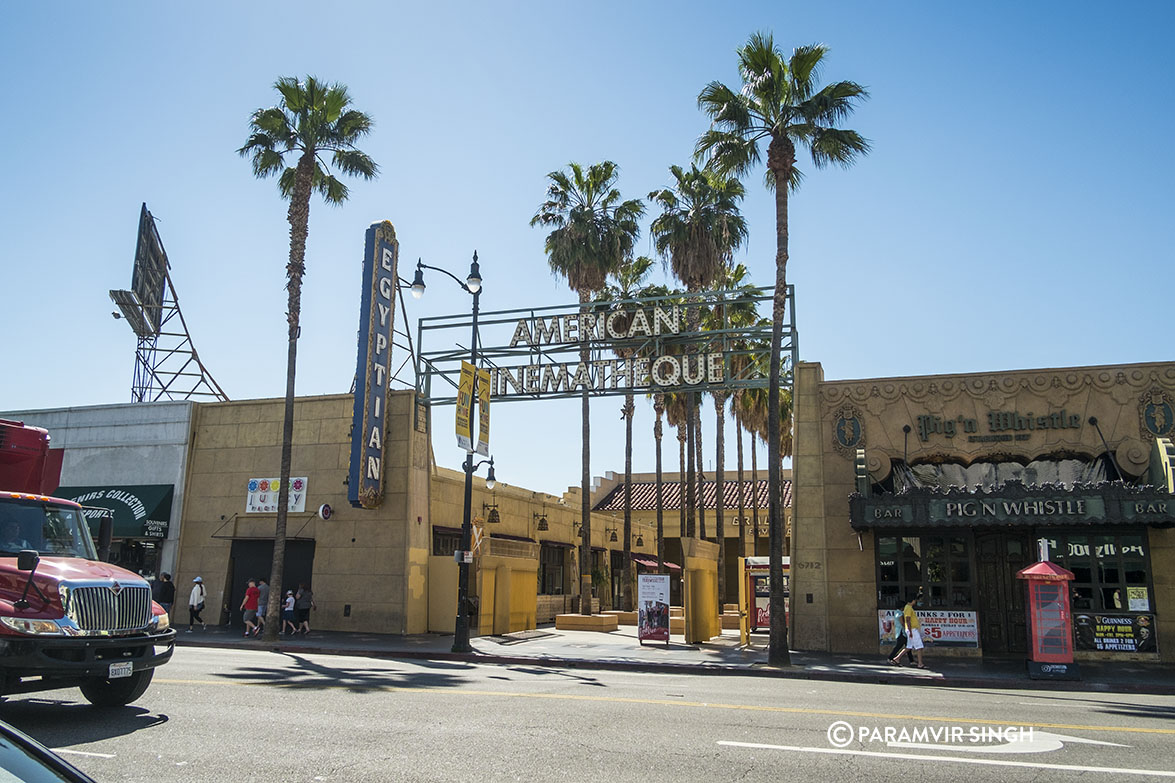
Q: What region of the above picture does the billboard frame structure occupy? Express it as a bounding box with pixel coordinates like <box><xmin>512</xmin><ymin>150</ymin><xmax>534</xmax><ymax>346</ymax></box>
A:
<box><xmin>109</xmin><ymin>203</ymin><xmax>228</xmax><ymax>403</ymax></box>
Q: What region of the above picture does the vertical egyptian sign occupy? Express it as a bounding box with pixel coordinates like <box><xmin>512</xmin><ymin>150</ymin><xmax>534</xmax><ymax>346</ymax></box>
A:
<box><xmin>476</xmin><ymin>367</ymin><xmax>491</xmax><ymax>456</ymax></box>
<box><xmin>348</xmin><ymin>221</ymin><xmax>399</xmax><ymax>509</ymax></box>
<box><xmin>456</xmin><ymin>361</ymin><xmax>475</xmax><ymax>452</ymax></box>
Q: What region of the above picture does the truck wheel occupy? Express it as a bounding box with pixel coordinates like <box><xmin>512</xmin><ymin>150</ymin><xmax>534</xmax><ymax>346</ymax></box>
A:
<box><xmin>80</xmin><ymin>669</ymin><xmax>154</xmax><ymax>707</ymax></box>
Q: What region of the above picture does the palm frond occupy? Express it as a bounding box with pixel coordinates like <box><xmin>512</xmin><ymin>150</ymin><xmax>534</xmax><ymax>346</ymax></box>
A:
<box><xmin>808</xmin><ymin>127</ymin><xmax>871</xmax><ymax>169</ymax></box>
<box><xmin>332</xmin><ymin>149</ymin><xmax>378</xmax><ymax>179</ymax></box>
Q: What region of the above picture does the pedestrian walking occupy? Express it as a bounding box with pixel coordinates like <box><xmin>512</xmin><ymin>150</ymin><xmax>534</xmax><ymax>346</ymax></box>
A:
<box><xmin>240</xmin><ymin>578</ymin><xmax>260</xmax><ymax>637</ymax></box>
<box><xmin>891</xmin><ymin>591</ymin><xmax>928</xmax><ymax>669</ymax></box>
<box><xmin>188</xmin><ymin>576</ymin><xmax>207</xmax><ymax>632</ymax></box>
<box><xmin>152</xmin><ymin>572</ymin><xmax>176</xmax><ymax>616</ymax></box>
<box><xmin>281</xmin><ymin>590</ymin><xmax>297</xmax><ymax>635</ymax></box>
<box><xmin>256</xmin><ymin>577</ymin><xmax>270</xmax><ymax>634</ymax></box>
<box><xmin>294</xmin><ymin>583</ymin><xmax>316</xmax><ymax>635</ymax></box>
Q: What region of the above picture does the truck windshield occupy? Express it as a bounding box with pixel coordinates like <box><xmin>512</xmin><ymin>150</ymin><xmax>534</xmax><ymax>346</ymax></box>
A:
<box><xmin>0</xmin><ymin>500</ymin><xmax>98</xmax><ymax>560</ymax></box>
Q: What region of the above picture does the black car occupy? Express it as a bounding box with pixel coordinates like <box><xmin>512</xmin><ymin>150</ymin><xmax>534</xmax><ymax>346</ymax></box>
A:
<box><xmin>0</xmin><ymin>719</ymin><xmax>96</xmax><ymax>782</ymax></box>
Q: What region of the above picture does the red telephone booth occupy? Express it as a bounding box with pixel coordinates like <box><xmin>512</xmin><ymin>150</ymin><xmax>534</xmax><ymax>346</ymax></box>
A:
<box><xmin>1016</xmin><ymin>559</ymin><xmax>1080</xmax><ymax>680</ymax></box>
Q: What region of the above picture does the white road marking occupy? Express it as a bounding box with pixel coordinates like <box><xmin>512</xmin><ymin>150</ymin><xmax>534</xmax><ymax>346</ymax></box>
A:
<box><xmin>54</xmin><ymin>749</ymin><xmax>116</xmax><ymax>759</ymax></box>
<box><xmin>717</xmin><ymin>741</ymin><xmax>1175</xmax><ymax>777</ymax></box>
<box><xmin>889</xmin><ymin>730</ymin><xmax>1128</xmax><ymax>755</ymax></box>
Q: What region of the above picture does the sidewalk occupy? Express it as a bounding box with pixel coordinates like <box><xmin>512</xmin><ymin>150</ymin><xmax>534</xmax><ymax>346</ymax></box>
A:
<box><xmin>173</xmin><ymin>622</ymin><xmax>1175</xmax><ymax>695</ymax></box>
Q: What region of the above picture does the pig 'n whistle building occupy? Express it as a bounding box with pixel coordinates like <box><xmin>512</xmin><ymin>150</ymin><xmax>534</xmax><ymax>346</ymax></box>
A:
<box><xmin>790</xmin><ymin>360</ymin><xmax>1175</xmax><ymax>662</ymax></box>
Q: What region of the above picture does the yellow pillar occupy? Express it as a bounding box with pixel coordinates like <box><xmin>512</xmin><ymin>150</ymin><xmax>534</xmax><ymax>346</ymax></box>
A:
<box><xmin>683</xmin><ymin>538</ymin><xmax>720</xmax><ymax>643</ymax></box>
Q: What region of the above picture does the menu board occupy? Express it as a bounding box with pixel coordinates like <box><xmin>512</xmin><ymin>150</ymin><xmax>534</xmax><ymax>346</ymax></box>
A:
<box><xmin>1074</xmin><ymin>614</ymin><xmax>1157</xmax><ymax>653</ymax></box>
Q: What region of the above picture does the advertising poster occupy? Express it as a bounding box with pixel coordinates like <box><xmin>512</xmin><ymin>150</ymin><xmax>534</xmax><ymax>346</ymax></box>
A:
<box><xmin>246</xmin><ymin>477</ymin><xmax>307</xmax><ymax>513</ymax></box>
<box><xmin>1127</xmin><ymin>587</ymin><xmax>1150</xmax><ymax>612</ymax></box>
<box><xmin>456</xmin><ymin>361</ymin><xmax>475</xmax><ymax>452</ymax></box>
<box><xmin>637</xmin><ymin>574</ymin><xmax>671</xmax><ymax>644</ymax></box>
<box><xmin>1074</xmin><ymin>614</ymin><xmax>1158</xmax><ymax>653</ymax></box>
<box><xmin>476</xmin><ymin>367</ymin><xmax>491</xmax><ymax>457</ymax></box>
<box><xmin>877</xmin><ymin>610</ymin><xmax>979</xmax><ymax>648</ymax></box>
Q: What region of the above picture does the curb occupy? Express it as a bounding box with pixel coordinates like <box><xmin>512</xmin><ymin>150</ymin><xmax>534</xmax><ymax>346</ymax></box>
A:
<box><xmin>173</xmin><ymin>637</ymin><xmax>1175</xmax><ymax>696</ymax></box>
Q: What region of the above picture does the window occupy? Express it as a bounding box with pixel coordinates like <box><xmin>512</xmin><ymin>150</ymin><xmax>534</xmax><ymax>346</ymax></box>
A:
<box><xmin>432</xmin><ymin>529</ymin><xmax>462</xmax><ymax>557</ymax></box>
<box><xmin>539</xmin><ymin>544</ymin><xmax>565</xmax><ymax>595</ymax></box>
<box><xmin>1038</xmin><ymin>531</ymin><xmax>1153</xmax><ymax>613</ymax></box>
<box><xmin>877</xmin><ymin>533</ymin><xmax>973</xmax><ymax>611</ymax></box>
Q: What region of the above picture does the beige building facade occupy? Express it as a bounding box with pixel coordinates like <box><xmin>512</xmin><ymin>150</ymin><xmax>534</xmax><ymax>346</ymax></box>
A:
<box><xmin>174</xmin><ymin>390</ymin><xmax>660</xmax><ymax>636</ymax></box>
<box><xmin>791</xmin><ymin>360</ymin><xmax>1175</xmax><ymax>663</ymax></box>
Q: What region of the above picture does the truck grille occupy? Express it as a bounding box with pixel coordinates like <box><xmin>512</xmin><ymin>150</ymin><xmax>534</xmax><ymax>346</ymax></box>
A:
<box><xmin>65</xmin><ymin>585</ymin><xmax>152</xmax><ymax>632</ymax></box>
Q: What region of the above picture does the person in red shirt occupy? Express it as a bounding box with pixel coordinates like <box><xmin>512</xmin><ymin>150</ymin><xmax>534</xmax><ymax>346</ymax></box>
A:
<box><xmin>240</xmin><ymin>579</ymin><xmax>260</xmax><ymax>637</ymax></box>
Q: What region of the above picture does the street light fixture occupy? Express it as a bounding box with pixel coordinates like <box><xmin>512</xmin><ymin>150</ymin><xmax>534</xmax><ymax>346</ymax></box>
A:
<box><xmin>411</xmin><ymin>251</ymin><xmax>491</xmax><ymax>654</ymax></box>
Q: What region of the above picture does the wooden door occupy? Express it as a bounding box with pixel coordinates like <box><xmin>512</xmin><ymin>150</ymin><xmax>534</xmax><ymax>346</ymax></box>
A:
<box><xmin>976</xmin><ymin>532</ymin><xmax>1031</xmax><ymax>653</ymax></box>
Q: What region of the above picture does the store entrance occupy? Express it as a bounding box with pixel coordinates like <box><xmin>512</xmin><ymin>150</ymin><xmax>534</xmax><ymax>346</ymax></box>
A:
<box><xmin>226</xmin><ymin>539</ymin><xmax>316</xmax><ymax>628</ymax></box>
<box><xmin>975</xmin><ymin>532</ymin><xmax>1031</xmax><ymax>654</ymax></box>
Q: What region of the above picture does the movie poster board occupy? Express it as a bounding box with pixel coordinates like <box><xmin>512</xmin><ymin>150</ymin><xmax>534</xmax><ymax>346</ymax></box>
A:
<box><xmin>637</xmin><ymin>574</ymin><xmax>671</xmax><ymax>645</ymax></box>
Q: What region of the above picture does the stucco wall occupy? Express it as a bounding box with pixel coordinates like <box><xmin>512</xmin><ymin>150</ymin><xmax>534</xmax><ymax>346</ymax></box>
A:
<box><xmin>0</xmin><ymin>401</ymin><xmax>194</xmax><ymax>576</ymax></box>
<box><xmin>175</xmin><ymin>391</ymin><xmax>430</xmax><ymax>634</ymax></box>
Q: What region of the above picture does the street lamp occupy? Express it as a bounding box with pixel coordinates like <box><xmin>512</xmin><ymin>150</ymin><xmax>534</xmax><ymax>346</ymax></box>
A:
<box><xmin>411</xmin><ymin>251</ymin><xmax>491</xmax><ymax>653</ymax></box>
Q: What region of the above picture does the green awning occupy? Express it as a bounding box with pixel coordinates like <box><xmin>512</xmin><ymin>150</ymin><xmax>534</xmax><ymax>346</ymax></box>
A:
<box><xmin>56</xmin><ymin>485</ymin><xmax>174</xmax><ymax>539</ymax></box>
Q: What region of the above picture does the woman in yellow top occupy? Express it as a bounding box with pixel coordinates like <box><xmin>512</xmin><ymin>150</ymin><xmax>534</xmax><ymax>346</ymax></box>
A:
<box><xmin>890</xmin><ymin>592</ymin><xmax>928</xmax><ymax>669</ymax></box>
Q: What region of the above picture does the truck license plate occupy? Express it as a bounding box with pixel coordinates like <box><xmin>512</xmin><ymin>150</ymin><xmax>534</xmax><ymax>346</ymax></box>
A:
<box><xmin>108</xmin><ymin>662</ymin><xmax>133</xmax><ymax>679</ymax></box>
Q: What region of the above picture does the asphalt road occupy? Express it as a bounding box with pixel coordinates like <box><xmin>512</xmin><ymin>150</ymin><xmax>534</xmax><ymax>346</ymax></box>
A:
<box><xmin>1</xmin><ymin>646</ymin><xmax>1173</xmax><ymax>782</ymax></box>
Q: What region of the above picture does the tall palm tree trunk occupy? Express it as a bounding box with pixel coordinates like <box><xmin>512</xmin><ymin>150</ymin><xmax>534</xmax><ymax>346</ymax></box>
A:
<box><xmin>694</xmin><ymin>399</ymin><xmax>706</xmax><ymax>540</ymax></box>
<box><xmin>621</xmin><ymin>394</ymin><xmax>635</xmax><ymax>611</ymax></box>
<box><xmin>677</xmin><ymin>428</ymin><xmax>687</xmax><ymax>540</ymax></box>
<box><xmin>736</xmin><ymin>416</ymin><xmax>747</xmax><ymax>562</ymax></box>
<box><xmin>751</xmin><ymin>431</ymin><xmax>760</xmax><ymax>557</ymax></box>
<box><xmin>265</xmin><ymin>150</ymin><xmax>314</xmax><ymax>642</ymax></box>
<box><xmin>578</xmin><ymin>289</ymin><xmax>593</xmax><ymax>616</ymax></box>
<box><xmin>766</xmin><ymin>137</ymin><xmax>794</xmax><ymax>665</ymax></box>
<box><xmin>654</xmin><ymin>394</ymin><xmax>665</xmax><ymax>572</ymax></box>
<box><xmin>714</xmin><ymin>390</ymin><xmax>726</xmax><ymax>606</ymax></box>
<box><xmin>685</xmin><ymin>407</ymin><xmax>696</xmax><ymax>540</ymax></box>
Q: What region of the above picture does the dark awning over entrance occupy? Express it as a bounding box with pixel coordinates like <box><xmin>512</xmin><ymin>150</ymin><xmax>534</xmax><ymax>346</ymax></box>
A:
<box><xmin>56</xmin><ymin>484</ymin><xmax>174</xmax><ymax>539</ymax></box>
<box><xmin>850</xmin><ymin>484</ymin><xmax>1174</xmax><ymax>532</ymax></box>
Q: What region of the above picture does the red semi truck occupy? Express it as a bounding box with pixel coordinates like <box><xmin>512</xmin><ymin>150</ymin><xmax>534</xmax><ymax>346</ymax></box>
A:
<box><xmin>0</xmin><ymin>418</ymin><xmax>174</xmax><ymax>706</ymax></box>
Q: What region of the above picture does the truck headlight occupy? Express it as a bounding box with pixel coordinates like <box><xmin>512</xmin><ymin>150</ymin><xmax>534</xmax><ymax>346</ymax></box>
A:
<box><xmin>150</xmin><ymin>612</ymin><xmax>170</xmax><ymax>632</ymax></box>
<box><xmin>0</xmin><ymin>617</ymin><xmax>64</xmax><ymax>636</ymax></box>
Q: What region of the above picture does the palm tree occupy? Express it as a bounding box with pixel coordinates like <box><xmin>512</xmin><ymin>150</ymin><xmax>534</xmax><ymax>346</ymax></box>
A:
<box><xmin>652</xmin><ymin>392</ymin><xmax>667</xmax><ymax>572</ymax></box>
<box><xmin>698</xmin><ymin>33</ymin><xmax>869</xmax><ymax>665</ymax></box>
<box><xmin>532</xmin><ymin>161</ymin><xmax>644</xmax><ymax>616</ymax></box>
<box><xmin>701</xmin><ymin>263</ymin><xmax>758</xmax><ymax>604</ymax></box>
<box><xmin>649</xmin><ymin>164</ymin><xmax>747</xmax><ymax>551</ymax></box>
<box><xmin>600</xmin><ymin>256</ymin><xmax>663</xmax><ymax>611</ymax></box>
<box><xmin>728</xmin><ymin>309</ymin><xmax>767</xmax><ymax>564</ymax></box>
<box><xmin>663</xmin><ymin>391</ymin><xmax>691</xmax><ymax>538</ymax></box>
<box><xmin>238</xmin><ymin>76</ymin><xmax>377</xmax><ymax>641</ymax></box>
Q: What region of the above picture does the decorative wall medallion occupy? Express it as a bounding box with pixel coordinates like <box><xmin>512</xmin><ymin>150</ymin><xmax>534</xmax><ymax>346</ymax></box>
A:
<box><xmin>833</xmin><ymin>404</ymin><xmax>865</xmax><ymax>457</ymax></box>
<box><xmin>1140</xmin><ymin>388</ymin><xmax>1175</xmax><ymax>439</ymax></box>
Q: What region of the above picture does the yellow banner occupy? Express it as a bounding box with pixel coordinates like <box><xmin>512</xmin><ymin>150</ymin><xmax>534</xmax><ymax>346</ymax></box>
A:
<box><xmin>456</xmin><ymin>361</ymin><xmax>475</xmax><ymax>451</ymax></box>
<box><xmin>476</xmin><ymin>367</ymin><xmax>491</xmax><ymax>456</ymax></box>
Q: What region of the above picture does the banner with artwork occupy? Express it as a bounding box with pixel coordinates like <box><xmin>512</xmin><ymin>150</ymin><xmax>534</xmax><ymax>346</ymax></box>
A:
<box><xmin>637</xmin><ymin>574</ymin><xmax>671</xmax><ymax>644</ymax></box>
<box><xmin>877</xmin><ymin>609</ymin><xmax>979</xmax><ymax>648</ymax></box>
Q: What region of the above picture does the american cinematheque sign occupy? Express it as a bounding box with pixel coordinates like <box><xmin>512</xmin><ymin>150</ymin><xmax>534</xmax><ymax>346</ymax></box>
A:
<box><xmin>348</xmin><ymin>221</ymin><xmax>399</xmax><ymax>509</ymax></box>
<box><xmin>415</xmin><ymin>285</ymin><xmax>795</xmax><ymax>406</ymax></box>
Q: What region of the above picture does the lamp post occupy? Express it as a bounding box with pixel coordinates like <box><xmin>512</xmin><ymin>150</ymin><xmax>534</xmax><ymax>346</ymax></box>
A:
<box><xmin>411</xmin><ymin>251</ymin><xmax>492</xmax><ymax>653</ymax></box>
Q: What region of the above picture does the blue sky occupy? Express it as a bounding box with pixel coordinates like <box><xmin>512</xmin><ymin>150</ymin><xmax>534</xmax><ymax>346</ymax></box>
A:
<box><xmin>1</xmin><ymin>2</ymin><xmax>1172</xmax><ymax>496</ymax></box>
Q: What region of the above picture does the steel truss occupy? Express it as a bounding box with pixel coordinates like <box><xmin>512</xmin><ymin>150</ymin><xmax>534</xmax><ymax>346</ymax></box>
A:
<box><xmin>113</xmin><ymin>268</ymin><xmax>228</xmax><ymax>403</ymax></box>
<box><xmin>415</xmin><ymin>284</ymin><xmax>797</xmax><ymax>407</ymax></box>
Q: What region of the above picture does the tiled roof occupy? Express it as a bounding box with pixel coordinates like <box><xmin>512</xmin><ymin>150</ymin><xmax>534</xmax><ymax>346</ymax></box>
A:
<box><xmin>594</xmin><ymin>478</ymin><xmax>791</xmax><ymax>512</ymax></box>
